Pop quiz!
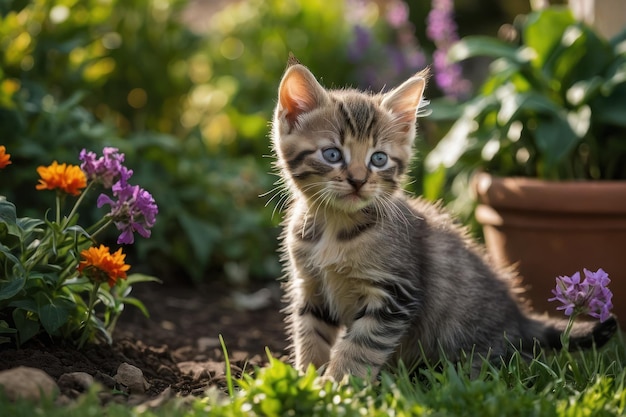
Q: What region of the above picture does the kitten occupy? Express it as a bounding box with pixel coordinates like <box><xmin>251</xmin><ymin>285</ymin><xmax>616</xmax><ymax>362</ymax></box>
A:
<box><xmin>271</xmin><ymin>57</ymin><xmax>617</xmax><ymax>381</ymax></box>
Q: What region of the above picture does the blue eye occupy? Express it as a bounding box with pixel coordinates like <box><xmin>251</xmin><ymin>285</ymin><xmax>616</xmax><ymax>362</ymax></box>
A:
<box><xmin>370</xmin><ymin>152</ymin><xmax>388</xmax><ymax>167</ymax></box>
<box><xmin>322</xmin><ymin>147</ymin><xmax>343</xmax><ymax>163</ymax></box>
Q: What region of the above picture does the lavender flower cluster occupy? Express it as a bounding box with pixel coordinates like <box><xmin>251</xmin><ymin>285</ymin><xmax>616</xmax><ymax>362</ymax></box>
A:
<box><xmin>80</xmin><ymin>148</ymin><xmax>158</xmax><ymax>245</ymax></box>
<box><xmin>345</xmin><ymin>0</ymin><xmax>426</xmax><ymax>90</ymax></box>
<box><xmin>426</xmin><ymin>0</ymin><xmax>470</xmax><ymax>99</ymax></box>
<box><xmin>549</xmin><ymin>268</ymin><xmax>613</xmax><ymax>323</ymax></box>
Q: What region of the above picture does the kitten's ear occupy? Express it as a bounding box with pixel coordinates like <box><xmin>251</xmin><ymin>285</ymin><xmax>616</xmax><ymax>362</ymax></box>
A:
<box><xmin>381</xmin><ymin>70</ymin><xmax>428</xmax><ymax>133</ymax></box>
<box><xmin>277</xmin><ymin>64</ymin><xmax>326</xmax><ymax>129</ymax></box>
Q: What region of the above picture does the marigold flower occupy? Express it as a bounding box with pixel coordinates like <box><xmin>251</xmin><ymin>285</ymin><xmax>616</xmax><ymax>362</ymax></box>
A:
<box><xmin>36</xmin><ymin>161</ymin><xmax>87</xmax><ymax>196</ymax></box>
<box><xmin>549</xmin><ymin>268</ymin><xmax>613</xmax><ymax>322</ymax></box>
<box><xmin>0</xmin><ymin>146</ymin><xmax>11</xmax><ymax>169</ymax></box>
<box><xmin>77</xmin><ymin>244</ymin><xmax>130</xmax><ymax>287</ymax></box>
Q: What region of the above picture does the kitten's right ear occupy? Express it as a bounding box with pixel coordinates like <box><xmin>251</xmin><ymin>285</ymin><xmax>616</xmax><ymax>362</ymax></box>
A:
<box><xmin>278</xmin><ymin>64</ymin><xmax>326</xmax><ymax>129</ymax></box>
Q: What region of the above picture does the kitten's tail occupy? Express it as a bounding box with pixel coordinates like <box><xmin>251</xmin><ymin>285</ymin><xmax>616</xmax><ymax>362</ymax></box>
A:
<box><xmin>523</xmin><ymin>315</ymin><xmax>618</xmax><ymax>351</ymax></box>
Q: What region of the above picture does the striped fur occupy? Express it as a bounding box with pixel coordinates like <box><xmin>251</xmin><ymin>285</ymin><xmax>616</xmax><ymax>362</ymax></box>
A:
<box><xmin>271</xmin><ymin>61</ymin><xmax>617</xmax><ymax>381</ymax></box>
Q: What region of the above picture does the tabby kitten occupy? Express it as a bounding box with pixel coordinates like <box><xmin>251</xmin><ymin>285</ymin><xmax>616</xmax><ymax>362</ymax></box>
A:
<box><xmin>271</xmin><ymin>58</ymin><xmax>617</xmax><ymax>381</ymax></box>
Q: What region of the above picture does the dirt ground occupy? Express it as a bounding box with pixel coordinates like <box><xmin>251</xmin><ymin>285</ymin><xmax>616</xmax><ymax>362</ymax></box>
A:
<box><xmin>0</xmin><ymin>279</ymin><xmax>289</xmax><ymax>399</ymax></box>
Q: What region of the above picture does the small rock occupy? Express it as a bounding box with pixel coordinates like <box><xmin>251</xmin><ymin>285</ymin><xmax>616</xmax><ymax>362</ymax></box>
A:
<box><xmin>114</xmin><ymin>363</ymin><xmax>150</xmax><ymax>394</ymax></box>
<box><xmin>0</xmin><ymin>366</ymin><xmax>58</xmax><ymax>402</ymax></box>
<box><xmin>58</xmin><ymin>372</ymin><xmax>95</xmax><ymax>393</ymax></box>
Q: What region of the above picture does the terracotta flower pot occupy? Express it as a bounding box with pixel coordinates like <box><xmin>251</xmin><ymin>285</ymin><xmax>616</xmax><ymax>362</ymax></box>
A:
<box><xmin>473</xmin><ymin>172</ymin><xmax>626</xmax><ymax>328</ymax></box>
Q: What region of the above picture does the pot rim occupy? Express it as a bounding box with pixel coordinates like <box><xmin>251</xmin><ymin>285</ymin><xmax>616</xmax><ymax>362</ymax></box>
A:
<box><xmin>473</xmin><ymin>172</ymin><xmax>626</xmax><ymax>213</ymax></box>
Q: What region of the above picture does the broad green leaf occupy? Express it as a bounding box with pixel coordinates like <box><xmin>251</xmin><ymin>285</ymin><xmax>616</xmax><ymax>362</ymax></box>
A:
<box><xmin>37</xmin><ymin>295</ymin><xmax>73</xmax><ymax>334</ymax></box>
<box><xmin>422</xmin><ymin>164</ymin><xmax>447</xmax><ymax>202</ymax></box>
<box><xmin>592</xmin><ymin>84</ymin><xmax>626</xmax><ymax>126</ymax></box>
<box><xmin>550</xmin><ymin>25</ymin><xmax>612</xmax><ymax>88</ymax></box>
<box><xmin>447</xmin><ymin>36</ymin><xmax>521</xmax><ymax>64</ymax></box>
<box><xmin>8</xmin><ymin>298</ymin><xmax>38</xmax><ymax>312</ymax></box>
<box><xmin>13</xmin><ymin>308</ymin><xmax>40</xmax><ymax>345</ymax></box>
<box><xmin>534</xmin><ymin>113</ymin><xmax>579</xmax><ymax>175</ymax></box>
<box><xmin>0</xmin><ymin>271</ymin><xmax>26</xmax><ymax>301</ymax></box>
<box><xmin>524</xmin><ymin>7</ymin><xmax>575</xmax><ymax>68</ymax></box>
<box><xmin>0</xmin><ymin>199</ymin><xmax>17</xmax><ymax>226</ymax></box>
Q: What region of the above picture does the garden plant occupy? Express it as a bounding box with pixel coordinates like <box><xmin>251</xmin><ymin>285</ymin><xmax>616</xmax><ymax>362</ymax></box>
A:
<box><xmin>0</xmin><ymin>0</ymin><xmax>625</xmax><ymax>416</ymax></box>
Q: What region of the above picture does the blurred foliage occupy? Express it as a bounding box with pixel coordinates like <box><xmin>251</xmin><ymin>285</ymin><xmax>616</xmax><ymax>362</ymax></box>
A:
<box><xmin>196</xmin><ymin>0</ymin><xmax>428</xmax><ymax>157</ymax></box>
<box><xmin>0</xmin><ymin>0</ymin><xmax>435</xmax><ymax>283</ymax></box>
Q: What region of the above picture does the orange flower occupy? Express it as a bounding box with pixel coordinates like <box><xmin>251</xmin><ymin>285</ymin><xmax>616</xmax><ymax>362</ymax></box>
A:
<box><xmin>77</xmin><ymin>245</ymin><xmax>130</xmax><ymax>287</ymax></box>
<box><xmin>0</xmin><ymin>146</ymin><xmax>11</xmax><ymax>169</ymax></box>
<box><xmin>36</xmin><ymin>161</ymin><xmax>87</xmax><ymax>196</ymax></box>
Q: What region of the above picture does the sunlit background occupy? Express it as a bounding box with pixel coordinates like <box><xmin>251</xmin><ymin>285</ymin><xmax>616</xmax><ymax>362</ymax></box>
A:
<box><xmin>0</xmin><ymin>0</ymin><xmax>566</xmax><ymax>284</ymax></box>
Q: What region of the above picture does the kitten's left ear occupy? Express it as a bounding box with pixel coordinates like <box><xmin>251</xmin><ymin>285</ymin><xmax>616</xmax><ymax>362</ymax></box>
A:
<box><xmin>381</xmin><ymin>70</ymin><xmax>428</xmax><ymax>133</ymax></box>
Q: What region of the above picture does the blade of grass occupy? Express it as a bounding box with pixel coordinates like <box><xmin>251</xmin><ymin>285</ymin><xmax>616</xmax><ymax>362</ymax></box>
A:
<box><xmin>218</xmin><ymin>334</ymin><xmax>234</xmax><ymax>399</ymax></box>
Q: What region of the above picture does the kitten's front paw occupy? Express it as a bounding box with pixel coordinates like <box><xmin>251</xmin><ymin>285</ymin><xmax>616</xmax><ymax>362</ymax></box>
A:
<box><xmin>324</xmin><ymin>360</ymin><xmax>377</xmax><ymax>383</ymax></box>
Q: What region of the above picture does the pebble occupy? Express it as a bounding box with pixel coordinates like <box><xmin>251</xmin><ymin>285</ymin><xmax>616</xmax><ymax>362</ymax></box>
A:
<box><xmin>114</xmin><ymin>362</ymin><xmax>151</xmax><ymax>394</ymax></box>
<box><xmin>0</xmin><ymin>366</ymin><xmax>58</xmax><ymax>402</ymax></box>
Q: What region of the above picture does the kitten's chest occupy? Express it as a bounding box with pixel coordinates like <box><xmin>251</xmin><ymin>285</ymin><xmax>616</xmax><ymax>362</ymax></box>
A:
<box><xmin>290</xmin><ymin>218</ymin><xmax>372</xmax><ymax>275</ymax></box>
<box><xmin>287</xmin><ymin>211</ymin><xmax>395</xmax><ymax>321</ymax></box>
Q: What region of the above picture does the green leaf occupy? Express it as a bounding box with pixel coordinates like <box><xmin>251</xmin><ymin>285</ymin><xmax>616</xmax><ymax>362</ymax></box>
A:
<box><xmin>422</xmin><ymin>164</ymin><xmax>447</xmax><ymax>202</ymax></box>
<box><xmin>123</xmin><ymin>273</ymin><xmax>162</xmax><ymax>286</ymax></box>
<box><xmin>178</xmin><ymin>212</ymin><xmax>221</xmax><ymax>268</ymax></box>
<box><xmin>15</xmin><ymin>217</ymin><xmax>44</xmax><ymax>233</ymax></box>
<box><xmin>0</xmin><ymin>320</ymin><xmax>17</xmax><ymax>334</ymax></box>
<box><xmin>13</xmin><ymin>308</ymin><xmax>40</xmax><ymax>345</ymax></box>
<box><xmin>0</xmin><ymin>274</ymin><xmax>26</xmax><ymax>301</ymax></box>
<box><xmin>8</xmin><ymin>298</ymin><xmax>38</xmax><ymax>312</ymax></box>
<box><xmin>427</xmin><ymin>98</ymin><xmax>464</xmax><ymax>121</ymax></box>
<box><xmin>551</xmin><ymin>25</ymin><xmax>612</xmax><ymax>88</ymax></box>
<box><xmin>37</xmin><ymin>295</ymin><xmax>73</xmax><ymax>334</ymax></box>
<box><xmin>118</xmin><ymin>296</ymin><xmax>150</xmax><ymax>317</ymax></box>
<box><xmin>447</xmin><ymin>36</ymin><xmax>521</xmax><ymax>64</ymax></box>
<box><xmin>534</xmin><ymin>112</ymin><xmax>579</xmax><ymax>176</ymax></box>
<box><xmin>0</xmin><ymin>244</ymin><xmax>26</xmax><ymax>300</ymax></box>
<box><xmin>524</xmin><ymin>7</ymin><xmax>575</xmax><ymax>68</ymax></box>
<box><xmin>0</xmin><ymin>199</ymin><xmax>17</xmax><ymax>226</ymax></box>
<box><xmin>593</xmin><ymin>84</ymin><xmax>626</xmax><ymax>126</ymax></box>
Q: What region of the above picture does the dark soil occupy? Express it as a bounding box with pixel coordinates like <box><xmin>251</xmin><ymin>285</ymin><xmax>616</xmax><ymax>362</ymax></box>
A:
<box><xmin>0</xmin><ymin>280</ymin><xmax>288</xmax><ymax>399</ymax></box>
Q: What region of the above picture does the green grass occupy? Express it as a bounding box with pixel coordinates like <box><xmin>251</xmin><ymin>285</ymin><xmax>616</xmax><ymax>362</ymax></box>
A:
<box><xmin>3</xmin><ymin>334</ymin><xmax>626</xmax><ymax>416</ymax></box>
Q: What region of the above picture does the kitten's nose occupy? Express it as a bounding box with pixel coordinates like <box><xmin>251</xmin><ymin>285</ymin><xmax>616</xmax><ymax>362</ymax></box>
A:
<box><xmin>347</xmin><ymin>176</ymin><xmax>367</xmax><ymax>191</ymax></box>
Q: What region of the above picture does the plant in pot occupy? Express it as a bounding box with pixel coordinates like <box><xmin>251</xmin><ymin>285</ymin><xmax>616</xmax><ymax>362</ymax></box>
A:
<box><xmin>424</xmin><ymin>6</ymin><xmax>626</xmax><ymax>324</ymax></box>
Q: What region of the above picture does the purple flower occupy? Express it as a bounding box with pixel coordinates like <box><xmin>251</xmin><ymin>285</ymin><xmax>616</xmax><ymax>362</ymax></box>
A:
<box><xmin>386</xmin><ymin>0</ymin><xmax>409</xmax><ymax>29</ymax></box>
<box><xmin>426</xmin><ymin>0</ymin><xmax>471</xmax><ymax>99</ymax></box>
<box><xmin>79</xmin><ymin>147</ymin><xmax>133</xmax><ymax>189</ymax></box>
<box><xmin>549</xmin><ymin>268</ymin><xmax>613</xmax><ymax>323</ymax></box>
<box><xmin>426</xmin><ymin>0</ymin><xmax>458</xmax><ymax>43</ymax></box>
<box><xmin>97</xmin><ymin>176</ymin><xmax>158</xmax><ymax>245</ymax></box>
<box><xmin>348</xmin><ymin>25</ymin><xmax>372</xmax><ymax>62</ymax></box>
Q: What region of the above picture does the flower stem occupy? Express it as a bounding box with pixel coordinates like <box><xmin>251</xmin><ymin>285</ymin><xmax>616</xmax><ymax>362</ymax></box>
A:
<box><xmin>560</xmin><ymin>314</ymin><xmax>577</xmax><ymax>351</ymax></box>
<box><xmin>77</xmin><ymin>282</ymin><xmax>101</xmax><ymax>349</ymax></box>
<box><xmin>89</xmin><ymin>218</ymin><xmax>113</xmax><ymax>241</ymax></box>
<box><xmin>64</xmin><ymin>181</ymin><xmax>95</xmax><ymax>228</ymax></box>
<box><xmin>55</xmin><ymin>193</ymin><xmax>61</xmax><ymax>224</ymax></box>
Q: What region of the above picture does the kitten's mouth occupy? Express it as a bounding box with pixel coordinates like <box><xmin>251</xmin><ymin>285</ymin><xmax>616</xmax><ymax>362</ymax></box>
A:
<box><xmin>337</xmin><ymin>191</ymin><xmax>370</xmax><ymax>210</ymax></box>
<box><xmin>342</xmin><ymin>191</ymin><xmax>364</xmax><ymax>201</ymax></box>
